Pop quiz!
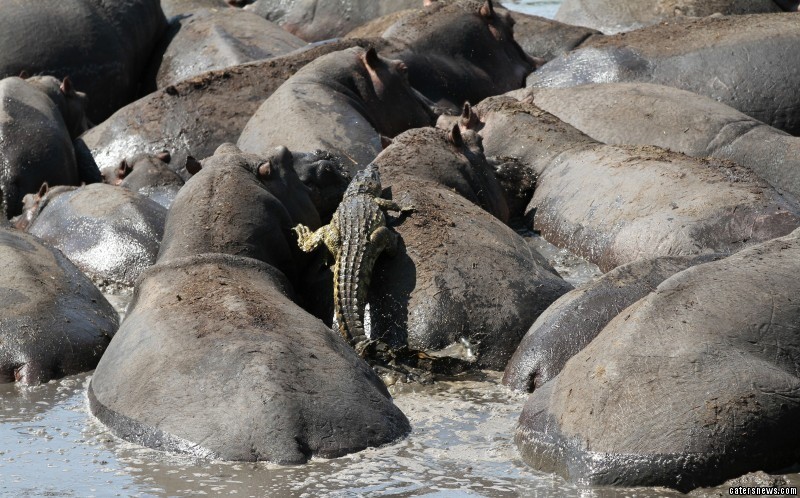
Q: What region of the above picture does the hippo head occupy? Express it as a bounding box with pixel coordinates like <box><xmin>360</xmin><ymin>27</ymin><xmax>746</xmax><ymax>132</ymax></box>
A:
<box><xmin>385</xmin><ymin>0</ymin><xmax>536</xmax><ymax>106</ymax></box>
<box><xmin>293</xmin><ymin>150</ymin><xmax>351</xmax><ymax>223</ymax></box>
<box><xmin>354</xmin><ymin>47</ymin><xmax>437</xmax><ymax>137</ymax></box>
<box><xmin>27</xmin><ymin>76</ymin><xmax>92</xmax><ymax>140</ymax></box>
<box><xmin>12</xmin><ymin>183</ymin><xmax>75</xmax><ymax>231</ymax></box>
<box><xmin>214</xmin><ymin>144</ymin><xmax>323</xmax><ymax>229</ymax></box>
<box><xmin>116</xmin><ymin>152</ymin><xmax>185</xmax><ymax>191</ymax></box>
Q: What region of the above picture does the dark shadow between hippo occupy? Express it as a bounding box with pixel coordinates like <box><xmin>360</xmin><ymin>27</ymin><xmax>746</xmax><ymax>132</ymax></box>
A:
<box><xmin>369</xmin><ymin>235</ymin><xmax>415</xmax><ymax>350</ymax></box>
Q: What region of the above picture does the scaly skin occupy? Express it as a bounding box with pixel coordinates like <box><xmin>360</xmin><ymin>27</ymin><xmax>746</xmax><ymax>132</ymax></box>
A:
<box><xmin>294</xmin><ymin>164</ymin><xmax>407</xmax><ymax>353</ymax></box>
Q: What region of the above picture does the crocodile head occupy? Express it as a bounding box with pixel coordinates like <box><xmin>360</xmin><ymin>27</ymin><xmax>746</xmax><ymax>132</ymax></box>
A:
<box><xmin>345</xmin><ymin>163</ymin><xmax>382</xmax><ymax>197</ymax></box>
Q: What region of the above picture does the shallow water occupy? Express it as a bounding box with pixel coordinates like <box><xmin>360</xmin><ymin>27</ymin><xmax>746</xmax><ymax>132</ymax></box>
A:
<box><xmin>1</xmin><ymin>372</ymin><xmax>687</xmax><ymax>498</ymax></box>
<box><xmin>505</xmin><ymin>0</ymin><xmax>562</xmax><ymax>18</ymax></box>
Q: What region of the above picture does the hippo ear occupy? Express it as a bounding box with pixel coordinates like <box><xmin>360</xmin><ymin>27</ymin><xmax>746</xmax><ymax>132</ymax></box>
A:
<box><xmin>18</xmin><ymin>70</ymin><xmax>29</xmax><ymax>79</ymax></box>
<box><xmin>380</xmin><ymin>135</ymin><xmax>393</xmax><ymax>149</ymax></box>
<box><xmin>156</xmin><ymin>150</ymin><xmax>172</xmax><ymax>164</ymax></box>
<box><xmin>448</xmin><ymin>123</ymin><xmax>464</xmax><ymax>148</ymax></box>
<box><xmin>257</xmin><ymin>160</ymin><xmax>272</xmax><ymax>179</ymax></box>
<box><xmin>361</xmin><ymin>47</ymin><xmax>381</xmax><ymax>70</ymax></box>
<box><xmin>117</xmin><ymin>159</ymin><xmax>132</xmax><ymax>179</ymax></box>
<box><xmin>60</xmin><ymin>76</ymin><xmax>73</xmax><ymax>95</ymax></box>
<box><xmin>460</xmin><ymin>102</ymin><xmax>480</xmax><ymax>130</ymax></box>
<box><xmin>38</xmin><ymin>182</ymin><xmax>49</xmax><ymax>198</ymax></box>
<box><xmin>185</xmin><ymin>156</ymin><xmax>202</xmax><ymax>175</ymax></box>
<box><xmin>480</xmin><ymin>0</ymin><xmax>494</xmax><ymax>18</ymax></box>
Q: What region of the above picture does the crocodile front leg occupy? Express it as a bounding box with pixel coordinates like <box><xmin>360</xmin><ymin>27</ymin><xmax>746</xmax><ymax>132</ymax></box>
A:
<box><xmin>373</xmin><ymin>198</ymin><xmax>414</xmax><ymax>214</ymax></box>
<box><xmin>293</xmin><ymin>223</ymin><xmax>341</xmax><ymax>259</ymax></box>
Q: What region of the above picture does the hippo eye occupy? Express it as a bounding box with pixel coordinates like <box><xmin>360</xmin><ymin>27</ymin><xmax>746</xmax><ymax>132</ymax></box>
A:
<box><xmin>397</xmin><ymin>62</ymin><xmax>408</xmax><ymax>75</ymax></box>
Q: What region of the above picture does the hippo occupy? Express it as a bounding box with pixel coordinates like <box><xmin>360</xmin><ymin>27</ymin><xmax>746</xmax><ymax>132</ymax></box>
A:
<box><xmin>502</xmin><ymin>254</ymin><xmax>722</xmax><ymax>392</ymax></box>
<box><xmin>103</xmin><ymin>152</ymin><xmax>187</xmax><ymax>209</ymax></box>
<box><xmin>81</xmin><ymin>38</ymin><xmax>387</xmax><ymax>179</ymax></box>
<box><xmin>0</xmin><ymin>0</ymin><xmax>167</xmax><ymax>122</ymax></box>
<box><xmin>377</xmin><ymin>125</ymin><xmax>509</xmax><ymax>223</ymax></box>
<box><xmin>528</xmin><ymin>13</ymin><xmax>800</xmax><ymax>136</ymax></box>
<box><xmin>237</xmin><ymin>46</ymin><xmax>435</xmax><ymax>174</ymax></box>
<box><xmin>157</xmin><ymin>143</ymin><xmax>334</xmax><ymax>321</ymax></box>
<box><xmin>89</xmin><ymin>253</ymin><xmax>410</xmax><ymax>463</ymax></box>
<box><xmin>349</xmin><ymin>5</ymin><xmax>600</xmax><ymax>66</ymax></box>
<box><xmin>0</xmin><ymin>228</ymin><xmax>118</xmax><ymax>385</ymax></box>
<box><xmin>516</xmin><ymin>227</ymin><xmax>800</xmax><ymax>490</ymax></box>
<box><xmin>555</xmin><ymin>0</ymin><xmax>798</xmax><ymax>34</ymax></box>
<box><xmin>519</xmin><ymin>83</ymin><xmax>800</xmax><ymax>202</ymax></box>
<box><xmin>245</xmin><ymin>0</ymin><xmax>420</xmax><ymax>41</ymax></box>
<box><xmin>23</xmin><ymin>183</ymin><xmax>167</xmax><ymax>288</ymax></box>
<box><xmin>88</xmin><ymin>145</ymin><xmax>410</xmax><ymax>463</ymax></box>
<box><xmin>158</xmin><ymin>144</ymin><xmax>319</xmax><ymax>277</ymax></box>
<box><xmin>364</xmin><ymin>128</ymin><xmax>572</xmax><ymax>370</ymax></box>
<box><xmin>380</xmin><ymin>0</ymin><xmax>536</xmax><ymax>113</ymax></box>
<box><xmin>0</xmin><ymin>75</ymin><xmax>101</xmax><ymax>218</ymax></box>
<box><xmin>469</xmin><ymin>96</ymin><xmax>800</xmax><ymax>272</ymax></box>
<box><xmin>148</xmin><ymin>7</ymin><xmax>306</xmax><ymax>89</ymax></box>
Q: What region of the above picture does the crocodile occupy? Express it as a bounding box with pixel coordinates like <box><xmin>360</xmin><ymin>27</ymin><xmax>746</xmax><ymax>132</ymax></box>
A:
<box><xmin>293</xmin><ymin>163</ymin><xmax>410</xmax><ymax>354</ymax></box>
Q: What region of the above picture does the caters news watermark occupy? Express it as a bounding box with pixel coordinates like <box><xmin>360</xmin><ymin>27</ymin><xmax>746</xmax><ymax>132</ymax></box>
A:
<box><xmin>729</xmin><ymin>486</ymin><xmax>797</xmax><ymax>495</ymax></box>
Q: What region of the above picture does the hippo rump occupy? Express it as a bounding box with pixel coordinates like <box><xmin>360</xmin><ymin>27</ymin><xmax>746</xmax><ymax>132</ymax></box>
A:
<box><xmin>0</xmin><ymin>0</ymin><xmax>167</xmax><ymax>122</ymax></box>
<box><xmin>528</xmin><ymin>13</ymin><xmax>800</xmax><ymax>135</ymax></box>
<box><xmin>149</xmin><ymin>7</ymin><xmax>306</xmax><ymax>89</ymax></box>
<box><xmin>516</xmin><ymin>227</ymin><xmax>800</xmax><ymax>490</ymax></box>
<box><xmin>555</xmin><ymin>0</ymin><xmax>798</xmax><ymax>34</ymax></box>
<box><xmin>470</xmin><ymin>97</ymin><xmax>800</xmax><ymax>272</ymax></box>
<box><xmin>521</xmin><ymin>83</ymin><xmax>800</xmax><ymax>202</ymax></box>
<box><xmin>80</xmin><ymin>38</ymin><xmax>386</xmax><ymax>179</ymax></box>
<box><xmin>364</xmin><ymin>128</ymin><xmax>571</xmax><ymax>370</ymax></box>
<box><xmin>381</xmin><ymin>0</ymin><xmax>536</xmax><ymax>113</ymax></box>
<box><xmin>245</xmin><ymin>0</ymin><xmax>421</xmax><ymax>41</ymax></box>
<box><xmin>22</xmin><ymin>183</ymin><xmax>166</xmax><ymax>288</ymax></box>
<box><xmin>88</xmin><ymin>253</ymin><xmax>410</xmax><ymax>463</ymax></box>
<box><xmin>0</xmin><ymin>228</ymin><xmax>118</xmax><ymax>385</ymax></box>
<box><xmin>0</xmin><ymin>76</ymin><xmax>98</xmax><ymax>218</ymax></box>
<box><xmin>502</xmin><ymin>253</ymin><xmax>722</xmax><ymax>392</ymax></box>
<box><xmin>238</xmin><ymin>46</ymin><xmax>435</xmax><ymax>174</ymax></box>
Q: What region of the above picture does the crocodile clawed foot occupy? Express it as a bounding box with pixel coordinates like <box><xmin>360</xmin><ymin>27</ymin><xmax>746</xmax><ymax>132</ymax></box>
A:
<box><xmin>354</xmin><ymin>338</ymin><xmax>378</xmax><ymax>358</ymax></box>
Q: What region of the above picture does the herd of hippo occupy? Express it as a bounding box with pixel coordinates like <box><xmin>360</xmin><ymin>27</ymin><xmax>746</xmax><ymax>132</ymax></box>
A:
<box><xmin>2</xmin><ymin>0</ymin><xmax>800</xmax><ymax>492</ymax></box>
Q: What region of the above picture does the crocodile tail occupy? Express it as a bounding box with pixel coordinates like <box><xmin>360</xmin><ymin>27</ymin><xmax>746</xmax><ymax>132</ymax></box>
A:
<box><xmin>335</xmin><ymin>235</ymin><xmax>371</xmax><ymax>346</ymax></box>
